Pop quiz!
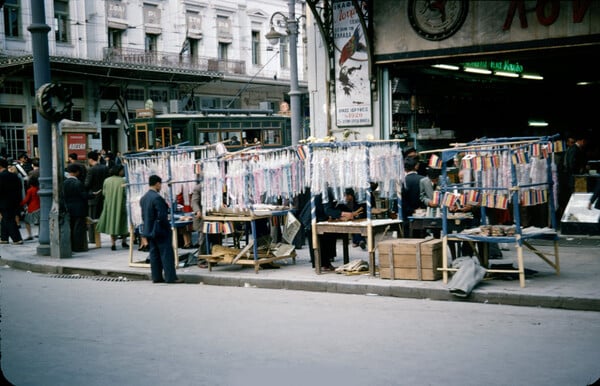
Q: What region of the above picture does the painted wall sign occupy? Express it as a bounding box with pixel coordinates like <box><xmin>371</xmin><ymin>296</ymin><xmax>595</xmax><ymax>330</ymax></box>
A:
<box><xmin>373</xmin><ymin>0</ymin><xmax>600</xmax><ymax>62</ymax></box>
<box><xmin>333</xmin><ymin>0</ymin><xmax>372</xmax><ymax>127</ymax></box>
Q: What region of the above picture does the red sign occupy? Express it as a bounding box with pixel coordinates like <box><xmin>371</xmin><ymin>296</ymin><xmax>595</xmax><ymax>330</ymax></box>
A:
<box><xmin>66</xmin><ymin>133</ymin><xmax>87</xmax><ymax>160</ymax></box>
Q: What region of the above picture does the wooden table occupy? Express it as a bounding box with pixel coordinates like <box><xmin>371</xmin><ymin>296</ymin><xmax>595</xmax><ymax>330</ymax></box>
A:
<box><xmin>202</xmin><ymin>210</ymin><xmax>296</xmax><ymax>273</ymax></box>
<box><xmin>128</xmin><ymin>215</ymin><xmax>194</xmax><ymax>268</ymax></box>
<box><xmin>313</xmin><ymin>219</ymin><xmax>401</xmax><ymax>275</ymax></box>
<box><xmin>441</xmin><ymin>230</ymin><xmax>560</xmax><ymax>288</ymax></box>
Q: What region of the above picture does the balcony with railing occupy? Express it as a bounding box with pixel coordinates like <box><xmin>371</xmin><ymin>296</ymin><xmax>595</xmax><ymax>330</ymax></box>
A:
<box><xmin>103</xmin><ymin>46</ymin><xmax>246</xmax><ymax>75</ymax></box>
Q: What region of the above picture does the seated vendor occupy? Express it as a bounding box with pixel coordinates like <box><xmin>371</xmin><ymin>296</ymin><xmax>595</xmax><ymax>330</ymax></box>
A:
<box><xmin>339</xmin><ymin>188</ymin><xmax>367</xmax><ymax>249</ymax></box>
<box><xmin>300</xmin><ymin>187</ymin><xmax>353</xmax><ymax>271</ymax></box>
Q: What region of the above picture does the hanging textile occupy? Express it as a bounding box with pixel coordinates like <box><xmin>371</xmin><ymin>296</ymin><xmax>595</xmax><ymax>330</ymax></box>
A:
<box><xmin>199</xmin><ymin>146</ymin><xmax>307</xmax><ymax>213</ymax></box>
<box><xmin>308</xmin><ymin>141</ymin><xmax>404</xmax><ymax>203</ymax></box>
<box><xmin>123</xmin><ymin>146</ymin><xmax>210</xmax><ymax>226</ymax></box>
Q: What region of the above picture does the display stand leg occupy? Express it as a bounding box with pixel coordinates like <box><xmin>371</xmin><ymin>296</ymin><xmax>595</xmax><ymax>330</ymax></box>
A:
<box><xmin>554</xmin><ymin>240</ymin><xmax>560</xmax><ymax>275</ymax></box>
<box><xmin>128</xmin><ymin>225</ymin><xmax>134</xmax><ymax>261</ymax></box>
<box><xmin>342</xmin><ymin>236</ymin><xmax>349</xmax><ymax>265</ymax></box>
<box><xmin>128</xmin><ymin>225</ymin><xmax>135</xmax><ymax>266</ymax></box>
<box><xmin>172</xmin><ymin>227</ymin><xmax>179</xmax><ymax>268</ymax></box>
<box><xmin>482</xmin><ymin>243</ymin><xmax>489</xmax><ymax>268</ymax></box>
<box><xmin>205</xmin><ymin>233</ymin><xmax>210</xmax><ymax>255</ymax></box>
<box><xmin>312</xmin><ymin>220</ymin><xmax>321</xmax><ymax>274</ymax></box>
<box><xmin>250</xmin><ymin>220</ymin><xmax>260</xmax><ymax>273</ymax></box>
<box><xmin>367</xmin><ymin>224</ymin><xmax>374</xmax><ymax>276</ymax></box>
<box><xmin>442</xmin><ymin>235</ymin><xmax>449</xmax><ymax>284</ymax></box>
<box><xmin>517</xmin><ymin>245</ymin><xmax>525</xmax><ymax>288</ymax></box>
<box><xmin>522</xmin><ymin>240</ymin><xmax>560</xmax><ymax>273</ymax></box>
<box><xmin>314</xmin><ymin>237</ymin><xmax>322</xmax><ymax>274</ymax></box>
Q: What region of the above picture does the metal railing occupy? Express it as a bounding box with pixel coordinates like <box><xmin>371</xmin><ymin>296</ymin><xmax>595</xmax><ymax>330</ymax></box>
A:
<box><xmin>103</xmin><ymin>47</ymin><xmax>246</xmax><ymax>75</ymax></box>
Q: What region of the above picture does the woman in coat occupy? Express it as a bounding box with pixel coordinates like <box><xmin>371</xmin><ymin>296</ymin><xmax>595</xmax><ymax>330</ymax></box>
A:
<box><xmin>96</xmin><ymin>165</ymin><xmax>130</xmax><ymax>250</ymax></box>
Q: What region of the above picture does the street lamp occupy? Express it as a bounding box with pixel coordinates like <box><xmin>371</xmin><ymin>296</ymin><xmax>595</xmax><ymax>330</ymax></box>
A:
<box><xmin>266</xmin><ymin>0</ymin><xmax>303</xmax><ymax>145</ymax></box>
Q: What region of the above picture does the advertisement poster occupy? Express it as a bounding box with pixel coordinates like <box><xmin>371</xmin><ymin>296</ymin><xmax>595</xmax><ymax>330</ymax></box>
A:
<box><xmin>333</xmin><ymin>0</ymin><xmax>371</xmax><ymax>127</ymax></box>
<box><xmin>66</xmin><ymin>133</ymin><xmax>87</xmax><ymax>160</ymax></box>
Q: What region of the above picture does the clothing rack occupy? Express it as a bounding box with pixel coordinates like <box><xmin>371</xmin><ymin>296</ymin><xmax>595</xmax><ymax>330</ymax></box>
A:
<box><xmin>123</xmin><ymin>146</ymin><xmax>203</xmax><ymax>267</ymax></box>
<box><xmin>307</xmin><ymin>140</ymin><xmax>405</xmax><ymax>275</ymax></box>
<box><xmin>434</xmin><ymin>134</ymin><xmax>563</xmax><ymax>287</ymax></box>
<box><xmin>197</xmin><ymin>145</ymin><xmax>307</xmax><ymax>214</ymax></box>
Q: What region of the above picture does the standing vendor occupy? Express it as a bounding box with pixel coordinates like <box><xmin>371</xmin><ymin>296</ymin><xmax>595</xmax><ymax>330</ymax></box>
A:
<box><xmin>564</xmin><ymin>134</ymin><xmax>588</xmax><ymax>194</ymax></box>
<box><xmin>588</xmin><ymin>180</ymin><xmax>600</xmax><ymax>222</ymax></box>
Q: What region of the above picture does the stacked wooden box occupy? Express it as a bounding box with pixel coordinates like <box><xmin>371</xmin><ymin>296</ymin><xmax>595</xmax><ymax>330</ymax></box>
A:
<box><xmin>378</xmin><ymin>238</ymin><xmax>443</xmax><ymax>280</ymax></box>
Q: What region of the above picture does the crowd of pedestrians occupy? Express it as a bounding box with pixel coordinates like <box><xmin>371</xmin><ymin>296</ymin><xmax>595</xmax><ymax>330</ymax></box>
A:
<box><xmin>0</xmin><ymin>149</ymin><xmax>126</xmax><ymax>251</ymax></box>
<box><xmin>1</xmin><ymin>153</ymin><xmax>36</xmax><ymax>245</ymax></box>
<box><xmin>0</xmin><ymin>148</ymin><xmax>187</xmax><ymax>284</ymax></box>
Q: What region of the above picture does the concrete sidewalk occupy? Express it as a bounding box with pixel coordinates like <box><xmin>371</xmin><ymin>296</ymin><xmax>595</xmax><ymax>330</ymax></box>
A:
<box><xmin>1</xmin><ymin>233</ymin><xmax>599</xmax><ymax>311</ymax></box>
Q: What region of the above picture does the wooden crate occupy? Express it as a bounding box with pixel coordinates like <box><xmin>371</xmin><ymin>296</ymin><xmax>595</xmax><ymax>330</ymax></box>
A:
<box><xmin>378</xmin><ymin>238</ymin><xmax>442</xmax><ymax>280</ymax></box>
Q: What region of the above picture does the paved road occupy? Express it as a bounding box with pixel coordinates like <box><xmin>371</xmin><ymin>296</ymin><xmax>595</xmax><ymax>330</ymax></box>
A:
<box><xmin>1</xmin><ymin>267</ymin><xmax>599</xmax><ymax>386</ymax></box>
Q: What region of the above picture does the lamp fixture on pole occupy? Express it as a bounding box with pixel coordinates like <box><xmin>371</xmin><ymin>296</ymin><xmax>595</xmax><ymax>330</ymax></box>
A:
<box><xmin>266</xmin><ymin>0</ymin><xmax>303</xmax><ymax>145</ymax></box>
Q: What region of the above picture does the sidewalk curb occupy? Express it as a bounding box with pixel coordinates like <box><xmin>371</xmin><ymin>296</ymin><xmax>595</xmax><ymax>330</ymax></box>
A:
<box><xmin>3</xmin><ymin>257</ymin><xmax>599</xmax><ymax>312</ymax></box>
<box><xmin>0</xmin><ymin>258</ymin><xmax>150</xmax><ymax>281</ymax></box>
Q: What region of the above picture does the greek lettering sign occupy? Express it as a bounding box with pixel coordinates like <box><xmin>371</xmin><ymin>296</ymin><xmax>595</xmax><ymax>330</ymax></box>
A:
<box><xmin>67</xmin><ymin>133</ymin><xmax>87</xmax><ymax>160</ymax></box>
<box><xmin>333</xmin><ymin>0</ymin><xmax>372</xmax><ymax>127</ymax></box>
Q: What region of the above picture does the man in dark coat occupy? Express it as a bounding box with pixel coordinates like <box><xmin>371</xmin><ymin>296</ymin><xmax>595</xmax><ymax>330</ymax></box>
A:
<box><xmin>85</xmin><ymin>150</ymin><xmax>108</xmax><ymax>243</ymax></box>
<box><xmin>63</xmin><ymin>164</ymin><xmax>91</xmax><ymax>252</ymax></box>
<box><xmin>85</xmin><ymin>150</ymin><xmax>108</xmax><ymax>219</ymax></box>
<box><xmin>0</xmin><ymin>158</ymin><xmax>24</xmax><ymax>244</ymax></box>
<box><xmin>401</xmin><ymin>156</ymin><xmax>425</xmax><ymax>237</ymax></box>
<box><xmin>140</xmin><ymin>175</ymin><xmax>183</xmax><ymax>284</ymax></box>
<box><xmin>67</xmin><ymin>153</ymin><xmax>87</xmax><ymax>183</ymax></box>
<box><xmin>564</xmin><ymin>135</ymin><xmax>588</xmax><ymax>194</ymax></box>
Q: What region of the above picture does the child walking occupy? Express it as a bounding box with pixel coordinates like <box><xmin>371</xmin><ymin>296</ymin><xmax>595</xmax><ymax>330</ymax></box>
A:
<box><xmin>20</xmin><ymin>176</ymin><xmax>40</xmax><ymax>241</ymax></box>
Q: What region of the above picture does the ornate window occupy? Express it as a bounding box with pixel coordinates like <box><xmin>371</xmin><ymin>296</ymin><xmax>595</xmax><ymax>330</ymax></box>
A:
<box><xmin>252</xmin><ymin>30</ymin><xmax>261</xmax><ymax>65</ymax></box>
<box><xmin>54</xmin><ymin>0</ymin><xmax>69</xmax><ymax>43</ymax></box>
<box><xmin>3</xmin><ymin>0</ymin><xmax>20</xmax><ymax>38</ymax></box>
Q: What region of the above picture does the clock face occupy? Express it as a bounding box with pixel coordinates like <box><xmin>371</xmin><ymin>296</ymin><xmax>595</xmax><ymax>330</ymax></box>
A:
<box><xmin>408</xmin><ymin>0</ymin><xmax>469</xmax><ymax>41</ymax></box>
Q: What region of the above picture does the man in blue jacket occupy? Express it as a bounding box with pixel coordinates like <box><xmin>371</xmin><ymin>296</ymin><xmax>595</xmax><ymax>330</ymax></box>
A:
<box><xmin>140</xmin><ymin>175</ymin><xmax>183</xmax><ymax>283</ymax></box>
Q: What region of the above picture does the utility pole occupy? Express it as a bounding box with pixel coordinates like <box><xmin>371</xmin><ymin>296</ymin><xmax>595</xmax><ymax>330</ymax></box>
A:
<box><xmin>287</xmin><ymin>0</ymin><xmax>302</xmax><ymax>145</ymax></box>
<box><xmin>266</xmin><ymin>0</ymin><xmax>303</xmax><ymax>144</ymax></box>
<box><xmin>28</xmin><ymin>0</ymin><xmax>52</xmax><ymax>256</ymax></box>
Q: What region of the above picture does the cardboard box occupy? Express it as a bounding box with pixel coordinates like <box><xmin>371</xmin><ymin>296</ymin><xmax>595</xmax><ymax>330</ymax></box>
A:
<box><xmin>378</xmin><ymin>238</ymin><xmax>442</xmax><ymax>280</ymax></box>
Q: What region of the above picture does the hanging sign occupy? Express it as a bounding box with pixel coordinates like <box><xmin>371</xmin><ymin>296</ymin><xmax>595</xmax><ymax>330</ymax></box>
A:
<box><xmin>333</xmin><ymin>0</ymin><xmax>372</xmax><ymax>127</ymax></box>
<box><xmin>66</xmin><ymin>133</ymin><xmax>87</xmax><ymax>161</ymax></box>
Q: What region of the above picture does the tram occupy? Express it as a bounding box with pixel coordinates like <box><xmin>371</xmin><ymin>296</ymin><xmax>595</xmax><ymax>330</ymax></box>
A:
<box><xmin>131</xmin><ymin>109</ymin><xmax>292</xmax><ymax>151</ymax></box>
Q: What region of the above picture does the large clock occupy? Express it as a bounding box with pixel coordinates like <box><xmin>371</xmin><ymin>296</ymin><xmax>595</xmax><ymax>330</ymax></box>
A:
<box><xmin>408</xmin><ymin>0</ymin><xmax>469</xmax><ymax>41</ymax></box>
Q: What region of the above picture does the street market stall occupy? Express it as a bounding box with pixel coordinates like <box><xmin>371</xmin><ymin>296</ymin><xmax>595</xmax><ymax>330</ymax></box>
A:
<box><xmin>196</xmin><ymin>146</ymin><xmax>305</xmax><ymax>271</ymax></box>
<box><xmin>123</xmin><ymin>145</ymin><xmax>216</xmax><ymax>267</ymax></box>
<box><xmin>307</xmin><ymin>140</ymin><xmax>405</xmax><ymax>275</ymax></box>
<box><xmin>427</xmin><ymin>135</ymin><xmax>563</xmax><ymax>287</ymax></box>
<box><xmin>201</xmin><ymin>208</ymin><xmax>296</xmax><ymax>272</ymax></box>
